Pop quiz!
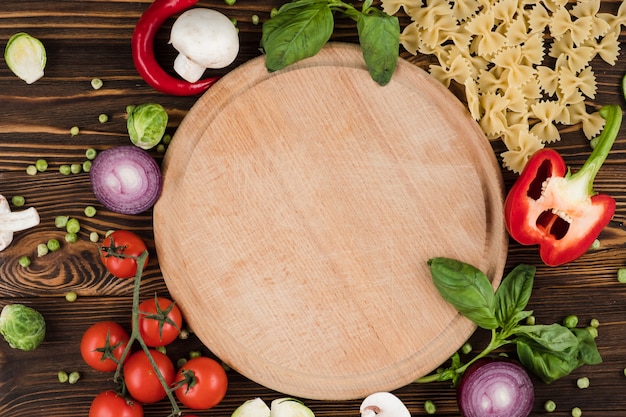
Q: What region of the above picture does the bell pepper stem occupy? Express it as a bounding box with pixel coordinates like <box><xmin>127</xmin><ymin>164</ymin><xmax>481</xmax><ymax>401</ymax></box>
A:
<box><xmin>570</xmin><ymin>105</ymin><xmax>622</xmax><ymax>196</ymax></box>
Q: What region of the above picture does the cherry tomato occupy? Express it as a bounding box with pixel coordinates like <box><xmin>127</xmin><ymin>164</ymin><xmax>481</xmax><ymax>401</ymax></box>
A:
<box><xmin>100</xmin><ymin>230</ymin><xmax>148</xmax><ymax>278</ymax></box>
<box><xmin>124</xmin><ymin>349</ymin><xmax>175</xmax><ymax>404</ymax></box>
<box><xmin>80</xmin><ymin>321</ymin><xmax>129</xmax><ymax>372</ymax></box>
<box><xmin>137</xmin><ymin>296</ymin><xmax>183</xmax><ymax>347</ymax></box>
<box><xmin>174</xmin><ymin>357</ymin><xmax>228</xmax><ymax>410</ymax></box>
<box><xmin>89</xmin><ymin>390</ymin><xmax>143</xmax><ymax>417</ymax></box>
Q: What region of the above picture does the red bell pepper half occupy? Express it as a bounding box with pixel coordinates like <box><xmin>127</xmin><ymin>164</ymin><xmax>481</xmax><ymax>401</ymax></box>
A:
<box><xmin>504</xmin><ymin>105</ymin><xmax>622</xmax><ymax>267</ymax></box>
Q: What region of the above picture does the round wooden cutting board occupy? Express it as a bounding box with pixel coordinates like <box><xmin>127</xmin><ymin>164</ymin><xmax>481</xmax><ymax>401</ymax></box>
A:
<box><xmin>154</xmin><ymin>43</ymin><xmax>508</xmax><ymax>400</ymax></box>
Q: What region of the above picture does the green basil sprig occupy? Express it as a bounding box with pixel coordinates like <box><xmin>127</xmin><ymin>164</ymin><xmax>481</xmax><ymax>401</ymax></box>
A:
<box><xmin>420</xmin><ymin>258</ymin><xmax>602</xmax><ymax>385</ymax></box>
<box><xmin>260</xmin><ymin>0</ymin><xmax>400</xmax><ymax>86</ymax></box>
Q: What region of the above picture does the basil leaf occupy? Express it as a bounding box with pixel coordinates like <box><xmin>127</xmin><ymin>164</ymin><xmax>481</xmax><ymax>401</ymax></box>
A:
<box><xmin>261</xmin><ymin>1</ymin><xmax>334</xmax><ymax>72</ymax></box>
<box><xmin>514</xmin><ymin>324</ymin><xmax>579</xmax><ymax>352</ymax></box>
<box><xmin>516</xmin><ymin>338</ymin><xmax>580</xmax><ymax>384</ymax></box>
<box><xmin>571</xmin><ymin>328</ymin><xmax>602</xmax><ymax>365</ymax></box>
<box><xmin>494</xmin><ymin>264</ymin><xmax>535</xmax><ymax>330</ymax></box>
<box><xmin>428</xmin><ymin>258</ymin><xmax>498</xmax><ymax>329</ymax></box>
<box><xmin>356</xmin><ymin>9</ymin><xmax>399</xmax><ymax>86</ymax></box>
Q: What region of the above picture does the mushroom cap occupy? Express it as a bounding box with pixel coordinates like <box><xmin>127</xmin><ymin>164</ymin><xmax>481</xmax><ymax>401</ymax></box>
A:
<box><xmin>169</xmin><ymin>8</ymin><xmax>239</xmax><ymax>70</ymax></box>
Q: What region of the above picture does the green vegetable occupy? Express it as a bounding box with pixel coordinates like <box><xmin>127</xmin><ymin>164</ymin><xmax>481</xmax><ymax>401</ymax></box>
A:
<box><xmin>37</xmin><ymin>243</ymin><xmax>48</xmax><ymax>257</ymax></box>
<box><xmin>26</xmin><ymin>165</ymin><xmax>37</xmax><ymax>176</ymax></box>
<box><xmin>98</xmin><ymin>113</ymin><xmax>109</xmax><ymax>123</ymax></box>
<box><xmin>59</xmin><ymin>164</ymin><xmax>71</xmax><ymax>175</ymax></box>
<box><xmin>47</xmin><ymin>238</ymin><xmax>60</xmax><ymax>251</ymax></box>
<box><xmin>564</xmin><ymin>315</ymin><xmax>579</xmax><ymax>329</ymax></box>
<box><xmin>572</xmin><ymin>406</ymin><xmax>582</xmax><ymax>417</ymax></box>
<box><xmin>85</xmin><ymin>148</ymin><xmax>97</xmax><ymax>160</ymax></box>
<box><xmin>84</xmin><ymin>206</ymin><xmax>97</xmax><ymax>217</ymax></box>
<box><xmin>58</xmin><ymin>371</ymin><xmax>69</xmax><ymax>383</ymax></box>
<box><xmin>66</xmin><ymin>218</ymin><xmax>80</xmax><ymax>234</ymax></box>
<box><xmin>424</xmin><ymin>400</ymin><xmax>436</xmax><ymax>414</ymax></box>
<box><xmin>65</xmin><ymin>291</ymin><xmax>77</xmax><ymax>302</ymax></box>
<box><xmin>70</xmin><ymin>126</ymin><xmax>79</xmax><ymax>137</ymax></box>
<box><xmin>91</xmin><ymin>78</ymin><xmax>103</xmax><ymax>89</ymax></box>
<box><xmin>68</xmin><ymin>371</ymin><xmax>80</xmax><ymax>384</ymax></box>
<box><xmin>18</xmin><ymin>255</ymin><xmax>31</xmax><ymax>268</ymax></box>
<box><xmin>544</xmin><ymin>400</ymin><xmax>557</xmax><ymax>412</ymax></box>
<box><xmin>577</xmin><ymin>376</ymin><xmax>590</xmax><ymax>389</ymax></box>
<box><xmin>260</xmin><ymin>0</ymin><xmax>399</xmax><ymax>86</ymax></box>
<box><xmin>4</xmin><ymin>32</ymin><xmax>46</xmax><ymax>84</ymax></box>
<box><xmin>35</xmin><ymin>159</ymin><xmax>48</xmax><ymax>172</ymax></box>
<box><xmin>0</xmin><ymin>304</ymin><xmax>46</xmax><ymax>350</ymax></box>
<box><xmin>11</xmin><ymin>196</ymin><xmax>25</xmax><ymax>207</ymax></box>
<box><xmin>55</xmin><ymin>215</ymin><xmax>69</xmax><ymax>228</ymax></box>
<box><xmin>419</xmin><ymin>258</ymin><xmax>602</xmax><ymax>385</ymax></box>
<box><xmin>127</xmin><ymin>103</ymin><xmax>168</xmax><ymax>150</ymax></box>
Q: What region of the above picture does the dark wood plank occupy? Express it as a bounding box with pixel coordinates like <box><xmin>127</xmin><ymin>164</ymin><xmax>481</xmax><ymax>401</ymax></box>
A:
<box><xmin>2</xmin><ymin>1</ymin><xmax>626</xmax><ymax>416</ymax></box>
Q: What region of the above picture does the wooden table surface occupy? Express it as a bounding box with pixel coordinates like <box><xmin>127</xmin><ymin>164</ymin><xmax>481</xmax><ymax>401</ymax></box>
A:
<box><xmin>2</xmin><ymin>1</ymin><xmax>626</xmax><ymax>416</ymax></box>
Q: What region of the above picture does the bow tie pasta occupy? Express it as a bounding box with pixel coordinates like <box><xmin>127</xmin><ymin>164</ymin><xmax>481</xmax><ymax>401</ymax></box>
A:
<box><xmin>383</xmin><ymin>0</ymin><xmax>626</xmax><ymax>173</ymax></box>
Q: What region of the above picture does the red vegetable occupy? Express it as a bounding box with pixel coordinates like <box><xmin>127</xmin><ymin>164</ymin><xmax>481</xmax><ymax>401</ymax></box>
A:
<box><xmin>131</xmin><ymin>0</ymin><xmax>219</xmax><ymax>96</ymax></box>
<box><xmin>90</xmin><ymin>146</ymin><xmax>162</xmax><ymax>215</ymax></box>
<box><xmin>80</xmin><ymin>321</ymin><xmax>130</xmax><ymax>372</ymax></box>
<box><xmin>504</xmin><ymin>105</ymin><xmax>621</xmax><ymax>266</ymax></box>
<box><xmin>457</xmin><ymin>358</ymin><xmax>534</xmax><ymax>417</ymax></box>
<box><xmin>89</xmin><ymin>390</ymin><xmax>144</xmax><ymax>417</ymax></box>
<box><xmin>137</xmin><ymin>296</ymin><xmax>182</xmax><ymax>347</ymax></box>
<box><xmin>124</xmin><ymin>349</ymin><xmax>175</xmax><ymax>404</ymax></box>
<box><xmin>174</xmin><ymin>356</ymin><xmax>228</xmax><ymax>410</ymax></box>
<box><xmin>100</xmin><ymin>230</ymin><xmax>148</xmax><ymax>279</ymax></box>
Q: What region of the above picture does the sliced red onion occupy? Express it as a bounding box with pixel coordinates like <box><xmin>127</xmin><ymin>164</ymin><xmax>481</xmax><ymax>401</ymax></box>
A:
<box><xmin>458</xmin><ymin>358</ymin><xmax>534</xmax><ymax>417</ymax></box>
<box><xmin>90</xmin><ymin>146</ymin><xmax>162</xmax><ymax>215</ymax></box>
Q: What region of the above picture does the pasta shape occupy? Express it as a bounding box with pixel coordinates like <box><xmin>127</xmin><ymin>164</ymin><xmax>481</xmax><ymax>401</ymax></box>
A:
<box><xmin>479</xmin><ymin>92</ymin><xmax>510</xmax><ymax>135</ymax></box>
<box><xmin>501</xmin><ymin>127</ymin><xmax>545</xmax><ymax>173</ymax></box>
<box><xmin>530</xmin><ymin>100</ymin><xmax>564</xmax><ymax>143</ymax></box>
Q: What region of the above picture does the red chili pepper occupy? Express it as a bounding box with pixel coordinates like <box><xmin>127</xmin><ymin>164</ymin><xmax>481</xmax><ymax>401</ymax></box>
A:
<box><xmin>131</xmin><ymin>0</ymin><xmax>219</xmax><ymax>96</ymax></box>
<box><xmin>504</xmin><ymin>104</ymin><xmax>622</xmax><ymax>267</ymax></box>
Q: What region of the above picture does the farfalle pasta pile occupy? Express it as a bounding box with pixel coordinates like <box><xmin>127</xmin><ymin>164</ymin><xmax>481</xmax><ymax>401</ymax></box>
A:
<box><xmin>382</xmin><ymin>0</ymin><xmax>626</xmax><ymax>172</ymax></box>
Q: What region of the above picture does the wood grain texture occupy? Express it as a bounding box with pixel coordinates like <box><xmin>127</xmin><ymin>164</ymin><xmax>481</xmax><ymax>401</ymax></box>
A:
<box><xmin>0</xmin><ymin>0</ymin><xmax>626</xmax><ymax>416</ymax></box>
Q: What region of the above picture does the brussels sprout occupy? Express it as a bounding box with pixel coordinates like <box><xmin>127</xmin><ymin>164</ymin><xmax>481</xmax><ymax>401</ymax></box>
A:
<box><xmin>0</xmin><ymin>304</ymin><xmax>46</xmax><ymax>351</ymax></box>
<box><xmin>4</xmin><ymin>32</ymin><xmax>46</xmax><ymax>84</ymax></box>
<box><xmin>232</xmin><ymin>398</ymin><xmax>270</xmax><ymax>417</ymax></box>
<box><xmin>127</xmin><ymin>103</ymin><xmax>168</xmax><ymax>150</ymax></box>
<box><xmin>270</xmin><ymin>398</ymin><xmax>315</xmax><ymax>417</ymax></box>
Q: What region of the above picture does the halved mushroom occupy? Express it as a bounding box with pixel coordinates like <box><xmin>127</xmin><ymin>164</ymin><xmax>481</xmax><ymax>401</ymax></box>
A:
<box><xmin>169</xmin><ymin>8</ymin><xmax>239</xmax><ymax>83</ymax></box>
<box><xmin>0</xmin><ymin>195</ymin><xmax>40</xmax><ymax>251</ymax></box>
<box><xmin>360</xmin><ymin>392</ymin><xmax>411</xmax><ymax>417</ymax></box>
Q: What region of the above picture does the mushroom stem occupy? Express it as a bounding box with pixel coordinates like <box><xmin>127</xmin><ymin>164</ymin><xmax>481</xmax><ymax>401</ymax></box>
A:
<box><xmin>173</xmin><ymin>53</ymin><xmax>207</xmax><ymax>83</ymax></box>
<box><xmin>0</xmin><ymin>194</ymin><xmax>40</xmax><ymax>251</ymax></box>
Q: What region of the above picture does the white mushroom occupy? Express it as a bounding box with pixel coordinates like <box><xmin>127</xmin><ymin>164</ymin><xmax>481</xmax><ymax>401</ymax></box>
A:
<box><xmin>360</xmin><ymin>392</ymin><xmax>411</xmax><ymax>417</ymax></box>
<box><xmin>169</xmin><ymin>8</ymin><xmax>239</xmax><ymax>83</ymax></box>
<box><xmin>0</xmin><ymin>195</ymin><xmax>40</xmax><ymax>251</ymax></box>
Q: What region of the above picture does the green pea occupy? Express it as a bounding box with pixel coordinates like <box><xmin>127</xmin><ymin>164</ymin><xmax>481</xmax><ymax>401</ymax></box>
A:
<box><xmin>57</xmin><ymin>371</ymin><xmax>69</xmax><ymax>383</ymax></box>
<box><xmin>55</xmin><ymin>215</ymin><xmax>69</xmax><ymax>228</ymax></box>
<box><xmin>525</xmin><ymin>315</ymin><xmax>536</xmax><ymax>325</ymax></box>
<box><xmin>85</xmin><ymin>148</ymin><xmax>97</xmax><ymax>160</ymax></box>
<box><xmin>586</xmin><ymin>326</ymin><xmax>599</xmax><ymax>339</ymax></box>
<box><xmin>65</xmin><ymin>232</ymin><xmax>78</xmax><ymax>243</ymax></box>
<box><xmin>156</xmin><ymin>346</ymin><xmax>167</xmax><ymax>355</ymax></box>
<box><xmin>70</xmin><ymin>126</ymin><xmax>79</xmax><ymax>137</ymax></box>
<box><xmin>571</xmin><ymin>406</ymin><xmax>582</xmax><ymax>417</ymax></box>
<box><xmin>98</xmin><ymin>113</ymin><xmax>108</xmax><ymax>123</ymax></box>
<box><xmin>66</xmin><ymin>218</ymin><xmax>80</xmax><ymax>234</ymax></box>
<box><xmin>544</xmin><ymin>400</ymin><xmax>556</xmax><ymax>412</ymax></box>
<box><xmin>161</xmin><ymin>134</ymin><xmax>172</xmax><ymax>145</ymax></box>
<box><xmin>35</xmin><ymin>159</ymin><xmax>48</xmax><ymax>172</ymax></box>
<box><xmin>177</xmin><ymin>358</ymin><xmax>188</xmax><ymax>368</ymax></box>
<box><xmin>460</xmin><ymin>342</ymin><xmax>472</xmax><ymax>355</ymax></box>
<box><xmin>189</xmin><ymin>350</ymin><xmax>202</xmax><ymax>359</ymax></box>
<box><xmin>26</xmin><ymin>165</ymin><xmax>37</xmax><ymax>175</ymax></box>
<box><xmin>59</xmin><ymin>164</ymin><xmax>71</xmax><ymax>175</ymax></box>
<box><xmin>47</xmin><ymin>238</ymin><xmax>61</xmax><ymax>252</ymax></box>
<box><xmin>252</xmin><ymin>14</ymin><xmax>260</xmax><ymax>25</ymax></box>
<box><xmin>89</xmin><ymin>232</ymin><xmax>99</xmax><ymax>243</ymax></box>
<box><xmin>68</xmin><ymin>371</ymin><xmax>80</xmax><ymax>384</ymax></box>
<box><xmin>563</xmin><ymin>315</ymin><xmax>578</xmax><ymax>329</ymax></box>
<box><xmin>617</xmin><ymin>268</ymin><xmax>626</xmax><ymax>283</ymax></box>
<box><xmin>91</xmin><ymin>78</ymin><xmax>103</xmax><ymax>90</ymax></box>
<box><xmin>84</xmin><ymin>206</ymin><xmax>96</xmax><ymax>218</ymax></box>
<box><xmin>224</xmin><ymin>0</ymin><xmax>236</xmax><ymax>4</ymax></box>
<box><xmin>424</xmin><ymin>400</ymin><xmax>436</xmax><ymax>414</ymax></box>
<box><xmin>590</xmin><ymin>318</ymin><xmax>600</xmax><ymax>328</ymax></box>
<box><xmin>37</xmin><ymin>243</ymin><xmax>49</xmax><ymax>257</ymax></box>
<box><xmin>11</xmin><ymin>195</ymin><xmax>25</xmax><ymax>207</ymax></box>
<box><xmin>576</xmin><ymin>376</ymin><xmax>590</xmax><ymax>389</ymax></box>
<box><xmin>82</xmin><ymin>160</ymin><xmax>92</xmax><ymax>173</ymax></box>
<box><xmin>70</xmin><ymin>163</ymin><xmax>82</xmax><ymax>174</ymax></box>
<box><xmin>65</xmin><ymin>291</ymin><xmax>78</xmax><ymax>302</ymax></box>
<box><xmin>18</xmin><ymin>255</ymin><xmax>31</xmax><ymax>268</ymax></box>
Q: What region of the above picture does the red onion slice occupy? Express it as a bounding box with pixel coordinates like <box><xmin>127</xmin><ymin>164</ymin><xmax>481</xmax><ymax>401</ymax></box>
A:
<box><xmin>458</xmin><ymin>358</ymin><xmax>534</xmax><ymax>417</ymax></box>
<box><xmin>90</xmin><ymin>146</ymin><xmax>162</xmax><ymax>215</ymax></box>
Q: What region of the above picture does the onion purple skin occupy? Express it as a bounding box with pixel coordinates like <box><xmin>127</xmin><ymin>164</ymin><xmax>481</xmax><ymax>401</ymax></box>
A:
<box><xmin>457</xmin><ymin>357</ymin><xmax>534</xmax><ymax>417</ymax></box>
<box><xmin>90</xmin><ymin>146</ymin><xmax>162</xmax><ymax>215</ymax></box>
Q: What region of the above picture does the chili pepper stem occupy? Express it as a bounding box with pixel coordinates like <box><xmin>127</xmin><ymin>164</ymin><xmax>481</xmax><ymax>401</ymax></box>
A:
<box><xmin>567</xmin><ymin>105</ymin><xmax>622</xmax><ymax>196</ymax></box>
<box><xmin>113</xmin><ymin>251</ymin><xmax>182</xmax><ymax>417</ymax></box>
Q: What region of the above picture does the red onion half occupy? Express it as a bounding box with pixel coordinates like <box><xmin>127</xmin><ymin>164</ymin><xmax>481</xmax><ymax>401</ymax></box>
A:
<box><xmin>457</xmin><ymin>358</ymin><xmax>534</xmax><ymax>417</ymax></box>
<box><xmin>90</xmin><ymin>146</ymin><xmax>162</xmax><ymax>215</ymax></box>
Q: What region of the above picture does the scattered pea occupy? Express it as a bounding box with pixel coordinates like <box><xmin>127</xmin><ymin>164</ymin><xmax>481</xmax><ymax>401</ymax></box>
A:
<box><xmin>525</xmin><ymin>315</ymin><xmax>536</xmax><ymax>325</ymax></box>
<box><xmin>544</xmin><ymin>400</ymin><xmax>557</xmax><ymax>412</ymax></box>
<box><xmin>84</xmin><ymin>206</ymin><xmax>97</xmax><ymax>218</ymax></box>
<box><xmin>82</xmin><ymin>160</ymin><xmax>92</xmax><ymax>173</ymax></box>
<box><xmin>47</xmin><ymin>238</ymin><xmax>61</xmax><ymax>252</ymax></box>
<box><xmin>460</xmin><ymin>342</ymin><xmax>472</xmax><ymax>355</ymax></box>
<box><xmin>189</xmin><ymin>350</ymin><xmax>202</xmax><ymax>359</ymax></box>
<box><xmin>224</xmin><ymin>0</ymin><xmax>236</xmax><ymax>4</ymax></box>
<box><xmin>58</xmin><ymin>371</ymin><xmax>69</xmax><ymax>383</ymax></box>
<box><xmin>576</xmin><ymin>376</ymin><xmax>590</xmax><ymax>389</ymax></box>
<box><xmin>11</xmin><ymin>195</ymin><xmax>25</xmax><ymax>207</ymax></box>
<box><xmin>18</xmin><ymin>255</ymin><xmax>31</xmax><ymax>268</ymax></box>
<box><xmin>70</xmin><ymin>126</ymin><xmax>80</xmax><ymax>137</ymax></box>
<box><xmin>66</xmin><ymin>218</ymin><xmax>80</xmax><ymax>234</ymax></box>
<box><xmin>70</xmin><ymin>163</ymin><xmax>82</xmax><ymax>174</ymax></box>
<box><xmin>251</xmin><ymin>14</ymin><xmax>260</xmax><ymax>25</ymax></box>
<box><xmin>177</xmin><ymin>358</ymin><xmax>188</xmax><ymax>368</ymax></box>
<box><xmin>65</xmin><ymin>291</ymin><xmax>78</xmax><ymax>302</ymax></box>
<box><xmin>59</xmin><ymin>164</ymin><xmax>71</xmax><ymax>175</ymax></box>
<box><xmin>68</xmin><ymin>371</ymin><xmax>80</xmax><ymax>384</ymax></box>
<box><xmin>26</xmin><ymin>165</ymin><xmax>38</xmax><ymax>175</ymax></box>
<box><xmin>586</xmin><ymin>326</ymin><xmax>599</xmax><ymax>339</ymax></box>
<box><xmin>65</xmin><ymin>232</ymin><xmax>78</xmax><ymax>243</ymax></box>
<box><xmin>85</xmin><ymin>148</ymin><xmax>97</xmax><ymax>160</ymax></box>
<box><xmin>105</xmin><ymin>229</ymin><xmax>115</xmax><ymax>237</ymax></box>
<box><xmin>230</xmin><ymin>17</ymin><xmax>238</xmax><ymax>26</ymax></box>
<box><xmin>156</xmin><ymin>144</ymin><xmax>166</xmax><ymax>153</ymax></box>
<box><xmin>91</xmin><ymin>78</ymin><xmax>103</xmax><ymax>90</ymax></box>
<box><xmin>89</xmin><ymin>231</ymin><xmax>99</xmax><ymax>243</ymax></box>
<box><xmin>424</xmin><ymin>400</ymin><xmax>436</xmax><ymax>414</ymax></box>
<box><xmin>563</xmin><ymin>315</ymin><xmax>578</xmax><ymax>329</ymax></box>
<box><xmin>161</xmin><ymin>134</ymin><xmax>172</xmax><ymax>145</ymax></box>
<box><xmin>571</xmin><ymin>406</ymin><xmax>582</xmax><ymax>417</ymax></box>
<box><xmin>623</xmin><ymin>367</ymin><xmax>626</xmax><ymax>377</ymax></box>
<box><xmin>618</xmin><ymin>268</ymin><xmax>626</xmax><ymax>283</ymax></box>
<box><xmin>55</xmin><ymin>215</ymin><xmax>69</xmax><ymax>228</ymax></box>
<box><xmin>589</xmin><ymin>239</ymin><xmax>600</xmax><ymax>250</ymax></box>
<box><xmin>590</xmin><ymin>318</ymin><xmax>600</xmax><ymax>328</ymax></box>
<box><xmin>35</xmin><ymin>159</ymin><xmax>48</xmax><ymax>172</ymax></box>
<box><xmin>37</xmin><ymin>243</ymin><xmax>49</xmax><ymax>257</ymax></box>
<box><xmin>98</xmin><ymin>113</ymin><xmax>109</xmax><ymax>123</ymax></box>
<box><xmin>270</xmin><ymin>7</ymin><xmax>278</xmax><ymax>18</ymax></box>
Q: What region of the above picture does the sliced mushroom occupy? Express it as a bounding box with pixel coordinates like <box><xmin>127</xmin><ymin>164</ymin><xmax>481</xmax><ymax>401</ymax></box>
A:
<box><xmin>0</xmin><ymin>195</ymin><xmax>40</xmax><ymax>251</ymax></box>
<box><xmin>360</xmin><ymin>392</ymin><xmax>411</xmax><ymax>417</ymax></box>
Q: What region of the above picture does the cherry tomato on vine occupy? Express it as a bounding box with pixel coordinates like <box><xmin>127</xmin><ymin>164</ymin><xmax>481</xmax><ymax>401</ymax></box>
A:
<box><xmin>137</xmin><ymin>296</ymin><xmax>182</xmax><ymax>347</ymax></box>
<box><xmin>100</xmin><ymin>230</ymin><xmax>148</xmax><ymax>279</ymax></box>
<box><xmin>123</xmin><ymin>349</ymin><xmax>175</xmax><ymax>404</ymax></box>
<box><xmin>80</xmin><ymin>321</ymin><xmax>129</xmax><ymax>372</ymax></box>
<box><xmin>174</xmin><ymin>356</ymin><xmax>228</xmax><ymax>410</ymax></box>
<box><xmin>89</xmin><ymin>390</ymin><xmax>143</xmax><ymax>417</ymax></box>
